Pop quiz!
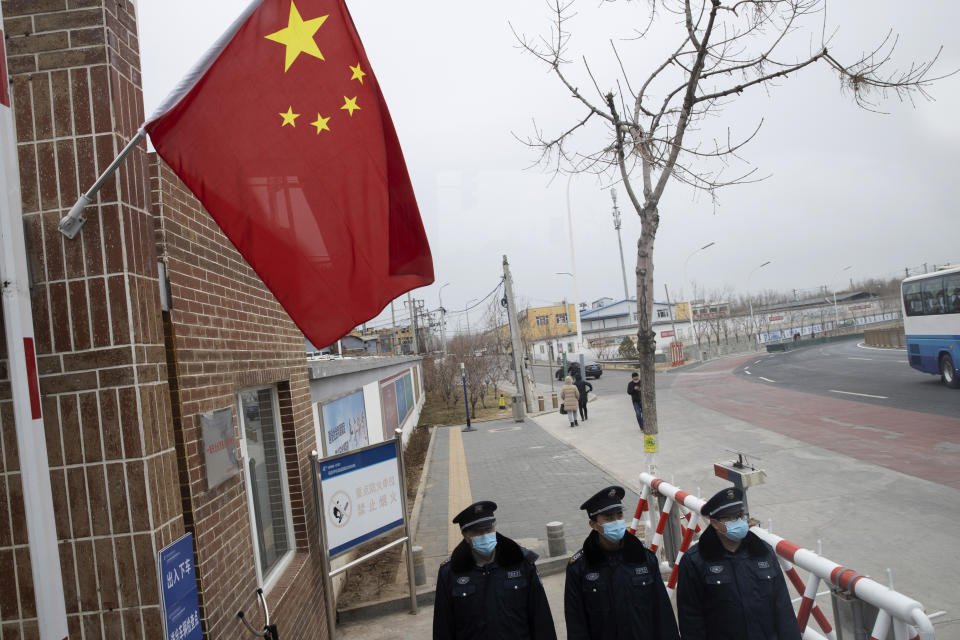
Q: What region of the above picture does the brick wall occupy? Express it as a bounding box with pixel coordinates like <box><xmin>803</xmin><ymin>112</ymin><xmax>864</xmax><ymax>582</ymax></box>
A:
<box><xmin>150</xmin><ymin>157</ymin><xmax>329</xmax><ymax>638</ymax></box>
<box><xmin>1</xmin><ymin>0</ymin><xmax>183</xmax><ymax>638</ymax></box>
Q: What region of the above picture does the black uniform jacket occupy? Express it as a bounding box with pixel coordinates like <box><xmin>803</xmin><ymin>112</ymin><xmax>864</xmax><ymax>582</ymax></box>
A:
<box><xmin>564</xmin><ymin>530</ymin><xmax>680</xmax><ymax>640</ymax></box>
<box><xmin>677</xmin><ymin>526</ymin><xmax>801</xmax><ymax>640</ymax></box>
<box><xmin>574</xmin><ymin>379</ymin><xmax>593</xmax><ymax>404</ymax></box>
<box><xmin>433</xmin><ymin>533</ymin><xmax>557</xmax><ymax>640</ymax></box>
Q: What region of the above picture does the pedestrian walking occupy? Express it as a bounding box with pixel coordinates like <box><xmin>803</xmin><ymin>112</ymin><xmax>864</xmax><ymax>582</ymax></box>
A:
<box><xmin>561</xmin><ymin>375</ymin><xmax>580</xmax><ymax>427</ymax></box>
<box><xmin>574</xmin><ymin>375</ymin><xmax>593</xmax><ymax>421</ymax></box>
<box><xmin>676</xmin><ymin>487</ymin><xmax>801</xmax><ymax>640</ymax></box>
<box><xmin>565</xmin><ymin>486</ymin><xmax>679</xmax><ymax>640</ymax></box>
<box><xmin>626</xmin><ymin>371</ymin><xmax>643</xmax><ymax>429</ymax></box>
<box><xmin>433</xmin><ymin>501</ymin><xmax>557</xmax><ymax>640</ymax></box>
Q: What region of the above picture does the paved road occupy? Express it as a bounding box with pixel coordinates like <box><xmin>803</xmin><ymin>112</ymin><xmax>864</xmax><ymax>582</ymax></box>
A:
<box><xmin>732</xmin><ymin>338</ymin><xmax>958</xmax><ymax>418</ymax></box>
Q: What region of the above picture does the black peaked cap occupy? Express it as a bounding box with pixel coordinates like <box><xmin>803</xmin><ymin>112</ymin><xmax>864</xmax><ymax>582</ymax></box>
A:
<box><xmin>579</xmin><ymin>486</ymin><xmax>626</xmax><ymax>518</ymax></box>
<box><xmin>452</xmin><ymin>500</ymin><xmax>497</xmax><ymax>531</ymax></box>
<box><xmin>702</xmin><ymin>486</ymin><xmax>744</xmax><ymax>519</ymax></box>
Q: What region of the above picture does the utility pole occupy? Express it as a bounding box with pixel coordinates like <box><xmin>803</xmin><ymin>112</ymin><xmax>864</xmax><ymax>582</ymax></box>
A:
<box><xmin>390</xmin><ymin>300</ymin><xmax>397</xmax><ymax>354</ymax></box>
<box><xmin>611</xmin><ymin>189</ymin><xmax>630</xmax><ymax>300</ymax></box>
<box><xmin>664</xmin><ymin>284</ymin><xmax>679</xmax><ymax>352</ymax></box>
<box><xmin>503</xmin><ymin>255</ymin><xmax>534</xmax><ymax>414</ymax></box>
<box><xmin>406</xmin><ymin>293</ymin><xmax>420</xmax><ymax>354</ymax></box>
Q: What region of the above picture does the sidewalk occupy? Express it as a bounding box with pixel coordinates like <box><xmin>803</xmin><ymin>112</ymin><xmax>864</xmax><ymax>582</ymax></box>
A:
<box><xmin>338</xmin><ymin>360</ymin><xmax>960</xmax><ymax>637</ymax></box>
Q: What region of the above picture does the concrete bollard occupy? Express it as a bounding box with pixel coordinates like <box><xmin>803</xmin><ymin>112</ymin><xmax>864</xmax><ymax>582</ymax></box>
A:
<box><xmin>546</xmin><ymin>521</ymin><xmax>566</xmax><ymax>558</ymax></box>
<box><xmin>412</xmin><ymin>545</ymin><xmax>426</xmax><ymax>586</ymax></box>
<box><xmin>537</xmin><ymin>395</ymin><xmax>545</xmax><ymax>411</ymax></box>
<box><xmin>551</xmin><ymin>392</ymin><xmax>558</xmax><ymax>409</ymax></box>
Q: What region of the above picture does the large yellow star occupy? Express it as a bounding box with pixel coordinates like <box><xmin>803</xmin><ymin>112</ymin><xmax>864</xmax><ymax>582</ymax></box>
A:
<box><xmin>311</xmin><ymin>113</ymin><xmax>331</xmax><ymax>134</ymax></box>
<box><xmin>279</xmin><ymin>107</ymin><xmax>300</xmax><ymax>127</ymax></box>
<box><xmin>341</xmin><ymin>96</ymin><xmax>360</xmax><ymax>116</ymax></box>
<box><xmin>349</xmin><ymin>63</ymin><xmax>366</xmax><ymax>84</ymax></box>
<box><xmin>265</xmin><ymin>1</ymin><xmax>328</xmax><ymax>72</ymax></box>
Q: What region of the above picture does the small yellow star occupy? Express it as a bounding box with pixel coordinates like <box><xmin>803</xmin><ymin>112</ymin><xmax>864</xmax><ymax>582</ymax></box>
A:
<box><xmin>311</xmin><ymin>113</ymin><xmax>331</xmax><ymax>134</ymax></box>
<box><xmin>265</xmin><ymin>1</ymin><xmax>328</xmax><ymax>72</ymax></box>
<box><xmin>279</xmin><ymin>107</ymin><xmax>300</xmax><ymax>127</ymax></box>
<box><xmin>349</xmin><ymin>63</ymin><xmax>366</xmax><ymax>84</ymax></box>
<box><xmin>341</xmin><ymin>96</ymin><xmax>360</xmax><ymax>116</ymax></box>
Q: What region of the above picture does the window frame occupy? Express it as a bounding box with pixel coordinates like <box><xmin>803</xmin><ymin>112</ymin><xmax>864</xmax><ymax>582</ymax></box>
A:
<box><xmin>236</xmin><ymin>384</ymin><xmax>296</xmax><ymax>590</ymax></box>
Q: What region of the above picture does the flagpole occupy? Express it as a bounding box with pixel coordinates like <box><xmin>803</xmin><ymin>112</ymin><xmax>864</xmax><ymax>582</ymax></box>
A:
<box><xmin>58</xmin><ymin>0</ymin><xmax>262</xmax><ymax>240</ymax></box>
<box><xmin>59</xmin><ymin>128</ymin><xmax>145</xmax><ymax>239</ymax></box>
<box><xmin>0</xmin><ymin>7</ymin><xmax>70</xmax><ymax>636</ymax></box>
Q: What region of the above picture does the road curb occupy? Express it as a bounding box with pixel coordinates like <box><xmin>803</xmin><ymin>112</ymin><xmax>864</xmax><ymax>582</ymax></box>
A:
<box><xmin>336</xmin><ymin>554</ymin><xmax>571</xmax><ymax>623</ymax></box>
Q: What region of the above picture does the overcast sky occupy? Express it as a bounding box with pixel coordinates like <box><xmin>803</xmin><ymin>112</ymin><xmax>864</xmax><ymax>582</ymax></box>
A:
<box><xmin>138</xmin><ymin>1</ymin><xmax>960</xmax><ymax>333</ymax></box>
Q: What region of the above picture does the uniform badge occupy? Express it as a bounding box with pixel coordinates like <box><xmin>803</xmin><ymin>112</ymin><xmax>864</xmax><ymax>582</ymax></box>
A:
<box><xmin>457</xmin><ymin>576</ymin><xmax>470</xmax><ymax>585</ymax></box>
<box><xmin>726</xmin><ymin>489</ymin><xmax>735</xmax><ymax>499</ymax></box>
<box><xmin>475</xmin><ymin>505</ymin><xmax>484</xmax><ymax>514</ymax></box>
<box><xmin>585</xmin><ymin>572</ymin><xmax>600</xmax><ymax>581</ymax></box>
<box><xmin>758</xmin><ymin>561</ymin><xmax>770</xmax><ymax>569</ymax></box>
<box><xmin>709</xmin><ymin>565</ymin><xmax>724</xmax><ymax>574</ymax></box>
<box><xmin>635</xmin><ymin>567</ymin><xmax>649</xmax><ymax>575</ymax></box>
<box><xmin>507</xmin><ymin>570</ymin><xmax>522</xmax><ymax>579</ymax></box>
<box><xmin>608</xmin><ymin>488</ymin><xmax>616</xmax><ymax>497</ymax></box>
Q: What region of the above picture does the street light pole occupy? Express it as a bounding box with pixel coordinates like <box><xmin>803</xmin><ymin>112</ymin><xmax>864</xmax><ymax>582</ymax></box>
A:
<box><xmin>829</xmin><ymin>265</ymin><xmax>852</xmax><ymax>336</ymax></box>
<box><xmin>682</xmin><ymin>242</ymin><xmax>715</xmax><ymax>362</ymax></box>
<box><xmin>464</xmin><ymin>297</ymin><xmax>478</xmax><ymax>336</ymax></box>
<box><xmin>565</xmin><ymin>175</ymin><xmax>584</xmax><ymax>358</ymax></box>
<box><xmin>747</xmin><ymin>261</ymin><xmax>772</xmax><ymax>347</ymax></box>
<box><xmin>438</xmin><ymin>282</ymin><xmax>449</xmax><ymax>355</ymax></box>
<box><xmin>611</xmin><ymin>189</ymin><xmax>630</xmax><ymax>300</ymax></box>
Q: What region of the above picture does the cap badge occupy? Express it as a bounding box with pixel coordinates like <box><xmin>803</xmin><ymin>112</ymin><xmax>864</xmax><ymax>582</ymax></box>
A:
<box><xmin>475</xmin><ymin>505</ymin><xmax>484</xmax><ymax>514</ymax></box>
<box><xmin>457</xmin><ymin>576</ymin><xmax>470</xmax><ymax>585</ymax></box>
<box><xmin>608</xmin><ymin>488</ymin><xmax>616</xmax><ymax>497</ymax></box>
<box><xmin>726</xmin><ymin>489</ymin><xmax>734</xmax><ymax>499</ymax></box>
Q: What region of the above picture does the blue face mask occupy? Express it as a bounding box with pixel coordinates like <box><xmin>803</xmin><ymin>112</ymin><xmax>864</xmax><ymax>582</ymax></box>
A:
<box><xmin>601</xmin><ymin>519</ymin><xmax>627</xmax><ymax>542</ymax></box>
<box><xmin>470</xmin><ymin>531</ymin><xmax>497</xmax><ymax>556</ymax></box>
<box><xmin>724</xmin><ymin>518</ymin><xmax>749</xmax><ymax>541</ymax></box>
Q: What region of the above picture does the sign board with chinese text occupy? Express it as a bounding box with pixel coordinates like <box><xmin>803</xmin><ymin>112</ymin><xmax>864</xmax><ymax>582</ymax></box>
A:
<box><xmin>158</xmin><ymin>533</ymin><xmax>202</xmax><ymax>640</ymax></box>
<box><xmin>320</xmin><ymin>389</ymin><xmax>368</xmax><ymax>457</ymax></box>
<box><xmin>318</xmin><ymin>439</ymin><xmax>403</xmax><ymax>558</ymax></box>
<box><xmin>200</xmin><ymin>407</ymin><xmax>240</xmax><ymax>490</ymax></box>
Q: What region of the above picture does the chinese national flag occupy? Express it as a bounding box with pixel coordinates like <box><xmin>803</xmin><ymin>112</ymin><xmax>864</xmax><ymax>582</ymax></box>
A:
<box><xmin>145</xmin><ymin>0</ymin><xmax>433</xmax><ymax>348</ymax></box>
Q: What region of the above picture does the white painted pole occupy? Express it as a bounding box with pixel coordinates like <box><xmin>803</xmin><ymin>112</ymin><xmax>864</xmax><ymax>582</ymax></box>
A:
<box><xmin>0</xmin><ymin>13</ymin><xmax>69</xmax><ymax>637</ymax></box>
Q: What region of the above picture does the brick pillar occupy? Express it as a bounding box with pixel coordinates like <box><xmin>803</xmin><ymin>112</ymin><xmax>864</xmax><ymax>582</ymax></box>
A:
<box><xmin>1</xmin><ymin>1</ymin><xmax>182</xmax><ymax>637</ymax></box>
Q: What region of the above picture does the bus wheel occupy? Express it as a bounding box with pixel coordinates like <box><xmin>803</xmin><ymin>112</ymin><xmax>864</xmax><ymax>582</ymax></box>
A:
<box><xmin>941</xmin><ymin>354</ymin><xmax>960</xmax><ymax>389</ymax></box>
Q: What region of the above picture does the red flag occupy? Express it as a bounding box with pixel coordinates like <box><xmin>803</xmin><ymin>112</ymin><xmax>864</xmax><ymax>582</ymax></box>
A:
<box><xmin>145</xmin><ymin>0</ymin><xmax>433</xmax><ymax>348</ymax></box>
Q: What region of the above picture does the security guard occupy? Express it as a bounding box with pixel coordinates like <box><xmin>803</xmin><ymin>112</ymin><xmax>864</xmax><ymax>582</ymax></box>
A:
<box><xmin>677</xmin><ymin>487</ymin><xmax>801</xmax><ymax>640</ymax></box>
<box><xmin>565</xmin><ymin>486</ymin><xmax>679</xmax><ymax>640</ymax></box>
<box><xmin>433</xmin><ymin>500</ymin><xmax>557</xmax><ymax>640</ymax></box>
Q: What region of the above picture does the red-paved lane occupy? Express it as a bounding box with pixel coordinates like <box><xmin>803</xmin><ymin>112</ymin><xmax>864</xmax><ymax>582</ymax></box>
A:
<box><xmin>673</xmin><ymin>355</ymin><xmax>960</xmax><ymax>489</ymax></box>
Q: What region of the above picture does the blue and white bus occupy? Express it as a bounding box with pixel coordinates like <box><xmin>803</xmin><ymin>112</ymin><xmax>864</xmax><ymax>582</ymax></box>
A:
<box><xmin>901</xmin><ymin>266</ymin><xmax>960</xmax><ymax>388</ymax></box>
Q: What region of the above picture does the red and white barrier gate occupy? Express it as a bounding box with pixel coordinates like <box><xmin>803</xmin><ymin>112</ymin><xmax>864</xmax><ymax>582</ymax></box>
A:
<box><xmin>634</xmin><ymin>472</ymin><xmax>937</xmax><ymax>640</ymax></box>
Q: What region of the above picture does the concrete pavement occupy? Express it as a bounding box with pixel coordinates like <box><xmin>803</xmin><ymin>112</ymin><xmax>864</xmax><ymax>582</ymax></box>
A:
<box><xmin>337</xmin><ymin>355</ymin><xmax>960</xmax><ymax>638</ymax></box>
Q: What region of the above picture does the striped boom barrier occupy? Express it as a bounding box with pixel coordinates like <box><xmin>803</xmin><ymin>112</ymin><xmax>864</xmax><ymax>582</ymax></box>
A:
<box><xmin>665</xmin><ymin>510</ymin><xmax>700</xmax><ymax>592</ymax></box>
<box><xmin>649</xmin><ymin>495</ymin><xmax>673</xmax><ymax>554</ymax></box>
<box><xmin>638</xmin><ymin>472</ymin><xmax>936</xmax><ymax>640</ymax></box>
<box><xmin>628</xmin><ymin>484</ymin><xmax>651</xmax><ymax>535</ymax></box>
<box><xmin>776</xmin><ymin>556</ymin><xmax>836</xmax><ymax>640</ymax></box>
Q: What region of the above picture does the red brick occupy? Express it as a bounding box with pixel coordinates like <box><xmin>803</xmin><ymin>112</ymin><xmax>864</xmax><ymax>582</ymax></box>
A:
<box><xmin>11</xmin><ymin>76</ymin><xmax>34</xmax><ymax>143</ymax></box>
<box><xmin>50</xmin><ymin>469</ymin><xmax>71</xmax><ymax>539</ymax></box>
<box><xmin>36</xmin><ymin>141</ymin><xmax>60</xmax><ymax>211</ymax></box>
<box><xmin>69</xmin><ymin>279</ymin><xmax>91</xmax><ymax>350</ymax></box>
<box><xmin>106</xmin><ymin>462</ymin><xmax>130</xmax><ymax>533</ymax></box>
<box><xmin>15</xmin><ymin>547</ymin><xmax>36</xmax><ymax>617</ymax></box>
<box><xmin>79</xmin><ymin>391</ymin><xmax>101</xmax><ymax>462</ymax></box>
<box><xmin>3</xmin><ymin>0</ymin><xmax>67</xmax><ymax>17</ymax></box>
<box><xmin>87</xmin><ymin>465</ymin><xmax>110</xmax><ymax>535</ymax></box>
<box><xmin>30</xmin><ymin>73</ymin><xmax>54</xmax><ymax>140</ymax></box>
<box><xmin>37</xmin><ymin>46</ymin><xmax>107</xmax><ymax>71</ymax></box>
<box><xmin>66</xmin><ymin>466</ymin><xmax>91</xmax><ymax>539</ymax></box>
<box><xmin>34</xmin><ymin>8</ymin><xmax>104</xmax><ymax>32</ymax></box>
<box><xmin>6</xmin><ymin>31</ymin><xmax>69</xmax><ymax>56</ymax></box>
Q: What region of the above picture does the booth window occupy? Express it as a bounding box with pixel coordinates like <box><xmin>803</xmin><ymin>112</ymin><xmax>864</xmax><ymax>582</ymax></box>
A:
<box><xmin>238</xmin><ymin>386</ymin><xmax>294</xmax><ymax>585</ymax></box>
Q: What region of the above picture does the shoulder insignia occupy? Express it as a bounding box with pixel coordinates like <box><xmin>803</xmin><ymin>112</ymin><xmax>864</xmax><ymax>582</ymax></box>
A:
<box><xmin>440</xmin><ymin>558</ymin><xmax>450</xmax><ymax>566</ymax></box>
<box><xmin>570</xmin><ymin>550</ymin><xmax>583</xmax><ymax>564</ymax></box>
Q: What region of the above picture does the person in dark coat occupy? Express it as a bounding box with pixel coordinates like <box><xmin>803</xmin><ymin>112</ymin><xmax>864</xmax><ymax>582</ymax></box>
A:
<box><xmin>433</xmin><ymin>500</ymin><xmax>557</xmax><ymax>640</ymax></box>
<box><xmin>574</xmin><ymin>375</ymin><xmax>593</xmax><ymax>421</ymax></box>
<box><xmin>626</xmin><ymin>372</ymin><xmax>643</xmax><ymax>429</ymax></box>
<box><xmin>565</xmin><ymin>486</ymin><xmax>679</xmax><ymax>640</ymax></box>
<box><xmin>677</xmin><ymin>487</ymin><xmax>801</xmax><ymax>640</ymax></box>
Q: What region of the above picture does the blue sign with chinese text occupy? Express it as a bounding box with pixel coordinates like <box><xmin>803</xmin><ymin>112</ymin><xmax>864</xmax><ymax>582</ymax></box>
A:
<box><xmin>158</xmin><ymin>533</ymin><xmax>202</xmax><ymax>640</ymax></box>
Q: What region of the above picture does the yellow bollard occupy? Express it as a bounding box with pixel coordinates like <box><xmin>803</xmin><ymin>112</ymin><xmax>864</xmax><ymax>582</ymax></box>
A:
<box><xmin>499</xmin><ymin>393</ymin><xmax>506</xmax><ymax>410</ymax></box>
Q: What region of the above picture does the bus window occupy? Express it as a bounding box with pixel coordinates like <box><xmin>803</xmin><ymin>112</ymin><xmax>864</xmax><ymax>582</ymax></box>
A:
<box><xmin>922</xmin><ymin>277</ymin><xmax>944</xmax><ymax>314</ymax></box>
<box><xmin>903</xmin><ymin>281</ymin><xmax>924</xmax><ymax>316</ymax></box>
<box><xmin>946</xmin><ymin>274</ymin><xmax>960</xmax><ymax>314</ymax></box>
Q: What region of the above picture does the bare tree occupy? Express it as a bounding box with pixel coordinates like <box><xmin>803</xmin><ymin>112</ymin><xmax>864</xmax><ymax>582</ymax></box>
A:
<box><xmin>515</xmin><ymin>0</ymin><xmax>950</xmax><ymax>440</ymax></box>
